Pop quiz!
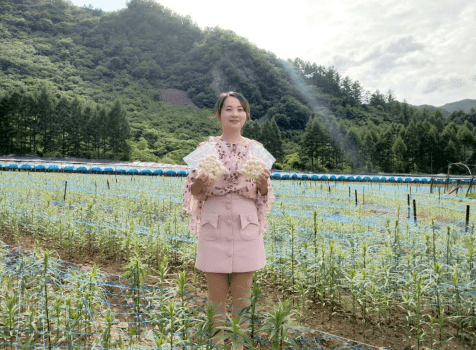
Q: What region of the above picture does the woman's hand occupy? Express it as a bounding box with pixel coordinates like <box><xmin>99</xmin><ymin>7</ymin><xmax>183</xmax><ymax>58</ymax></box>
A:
<box><xmin>197</xmin><ymin>170</ymin><xmax>215</xmax><ymax>187</ymax></box>
<box><xmin>257</xmin><ymin>168</ymin><xmax>271</xmax><ymax>195</ymax></box>
<box><xmin>191</xmin><ymin>170</ymin><xmax>215</xmax><ymax>195</ymax></box>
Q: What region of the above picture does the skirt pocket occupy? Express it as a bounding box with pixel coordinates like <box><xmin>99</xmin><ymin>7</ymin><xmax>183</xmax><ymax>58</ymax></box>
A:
<box><xmin>239</xmin><ymin>212</ymin><xmax>260</xmax><ymax>241</ymax></box>
<box><xmin>200</xmin><ymin>213</ymin><xmax>220</xmax><ymax>241</ymax></box>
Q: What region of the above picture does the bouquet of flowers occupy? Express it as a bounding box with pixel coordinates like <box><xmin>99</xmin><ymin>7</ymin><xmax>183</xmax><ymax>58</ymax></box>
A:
<box><xmin>242</xmin><ymin>156</ymin><xmax>267</xmax><ymax>179</ymax></box>
<box><xmin>183</xmin><ymin>141</ymin><xmax>219</xmax><ymax>170</ymax></box>
<box><xmin>198</xmin><ymin>154</ymin><xmax>227</xmax><ymax>180</ymax></box>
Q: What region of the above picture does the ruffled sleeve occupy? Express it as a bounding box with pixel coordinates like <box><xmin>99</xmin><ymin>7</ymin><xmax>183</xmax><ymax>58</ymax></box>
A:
<box><xmin>182</xmin><ymin>168</ymin><xmax>204</xmax><ymax>234</ymax></box>
<box><xmin>182</xmin><ymin>138</ymin><xmax>212</xmax><ymax>234</ymax></box>
<box><xmin>256</xmin><ymin>176</ymin><xmax>275</xmax><ymax>235</ymax></box>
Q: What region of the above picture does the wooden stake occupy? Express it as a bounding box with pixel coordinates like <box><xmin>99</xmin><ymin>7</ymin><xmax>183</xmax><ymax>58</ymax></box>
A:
<box><xmin>413</xmin><ymin>199</ymin><xmax>417</xmax><ymax>223</ymax></box>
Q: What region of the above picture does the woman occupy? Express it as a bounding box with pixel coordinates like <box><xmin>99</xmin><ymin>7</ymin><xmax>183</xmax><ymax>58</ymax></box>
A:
<box><xmin>182</xmin><ymin>91</ymin><xmax>275</xmax><ymax>349</ymax></box>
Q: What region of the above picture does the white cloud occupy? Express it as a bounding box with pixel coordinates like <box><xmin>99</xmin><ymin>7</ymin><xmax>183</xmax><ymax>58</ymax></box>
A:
<box><xmin>317</xmin><ymin>0</ymin><xmax>476</xmax><ymax>105</ymax></box>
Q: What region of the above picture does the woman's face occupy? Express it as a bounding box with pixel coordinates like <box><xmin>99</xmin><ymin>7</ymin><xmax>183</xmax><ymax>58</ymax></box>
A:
<box><xmin>219</xmin><ymin>96</ymin><xmax>247</xmax><ymax>132</ymax></box>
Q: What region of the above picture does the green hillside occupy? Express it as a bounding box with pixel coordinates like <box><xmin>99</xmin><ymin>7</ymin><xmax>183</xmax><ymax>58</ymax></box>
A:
<box><xmin>1</xmin><ymin>0</ymin><xmax>476</xmax><ymax>174</ymax></box>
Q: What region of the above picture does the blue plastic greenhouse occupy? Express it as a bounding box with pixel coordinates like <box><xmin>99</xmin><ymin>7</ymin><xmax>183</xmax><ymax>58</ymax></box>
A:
<box><xmin>91</xmin><ymin>167</ymin><xmax>103</xmax><ymax>173</ymax></box>
<box><xmin>153</xmin><ymin>169</ymin><xmax>163</xmax><ymax>175</ymax></box>
<box><xmin>141</xmin><ymin>169</ymin><xmax>152</xmax><ymax>175</ymax></box>
<box><xmin>8</xmin><ymin>164</ymin><xmax>18</xmax><ymax>170</ymax></box>
<box><xmin>127</xmin><ymin>169</ymin><xmax>139</xmax><ymax>174</ymax></box>
<box><xmin>20</xmin><ymin>164</ymin><xmax>32</xmax><ymax>170</ymax></box>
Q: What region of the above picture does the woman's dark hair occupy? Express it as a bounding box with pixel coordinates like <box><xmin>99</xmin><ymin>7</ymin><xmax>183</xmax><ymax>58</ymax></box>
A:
<box><xmin>214</xmin><ymin>91</ymin><xmax>251</xmax><ymax>121</ymax></box>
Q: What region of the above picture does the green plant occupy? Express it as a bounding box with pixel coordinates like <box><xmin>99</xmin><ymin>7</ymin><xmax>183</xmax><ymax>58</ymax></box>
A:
<box><xmin>261</xmin><ymin>298</ymin><xmax>301</xmax><ymax>350</ymax></box>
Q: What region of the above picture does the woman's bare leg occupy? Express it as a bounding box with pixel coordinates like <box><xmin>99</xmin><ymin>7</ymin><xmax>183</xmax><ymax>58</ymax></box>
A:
<box><xmin>230</xmin><ymin>271</ymin><xmax>254</xmax><ymax>342</ymax></box>
<box><xmin>205</xmin><ymin>272</ymin><xmax>229</xmax><ymax>347</ymax></box>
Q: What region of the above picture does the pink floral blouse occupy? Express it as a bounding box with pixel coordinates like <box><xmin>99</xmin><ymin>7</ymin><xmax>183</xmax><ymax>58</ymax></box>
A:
<box><xmin>182</xmin><ymin>136</ymin><xmax>275</xmax><ymax>236</ymax></box>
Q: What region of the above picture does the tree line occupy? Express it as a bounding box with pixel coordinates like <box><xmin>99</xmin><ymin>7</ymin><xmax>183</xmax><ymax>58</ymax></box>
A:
<box><xmin>2</xmin><ymin>0</ymin><xmax>476</xmax><ymax>174</ymax></box>
<box><xmin>0</xmin><ymin>86</ymin><xmax>130</xmax><ymax>159</ymax></box>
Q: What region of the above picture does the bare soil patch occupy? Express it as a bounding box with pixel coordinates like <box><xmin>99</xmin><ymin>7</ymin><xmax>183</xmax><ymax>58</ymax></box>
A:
<box><xmin>161</xmin><ymin>88</ymin><xmax>198</xmax><ymax>109</ymax></box>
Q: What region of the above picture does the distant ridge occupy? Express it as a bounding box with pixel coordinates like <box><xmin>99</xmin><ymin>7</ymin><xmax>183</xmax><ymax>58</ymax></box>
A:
<box><xmin>415</xmin><ymin>104</ymin><xmax>450</xmax><ymax>117</ymax></box>
<box><xmin>415</xmin><ymin>99</ymin><xmax>476</xmax><ymax>116</ymax></box>
<box><xmin>438</xmin><ymin>99</ymin><xmax>476</xmax><ymax>114</ymax></box>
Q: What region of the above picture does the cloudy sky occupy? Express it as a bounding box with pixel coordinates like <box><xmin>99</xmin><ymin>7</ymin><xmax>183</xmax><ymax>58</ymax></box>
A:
<box><xmin>70</xmin><ymin>0</ymin><xmax>475</xmax><ymax>107</ymax></box>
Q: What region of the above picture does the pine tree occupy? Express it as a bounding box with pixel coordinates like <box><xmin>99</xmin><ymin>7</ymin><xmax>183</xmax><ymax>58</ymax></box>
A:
<box><xmin>267</xmin><ymin>117</ymin><xmax>283</xmax><ymax>162</ymax></box>
<box><xmin>457</xmin><ymin>122</ymin><xmax>474</xmax><ymax>161</ymax></box>
<box><xmin>404</xmin><ymin>120</ymin><xmax>420</xmax><ymax>171</ymax></box>
<box><xmin>35</xmin><ymin>86</ymin><xmax>55</xmax><ymax>155</ymax></box>
<box><xmin>107</xmin><ymin>100</ymin><xmax>130</xmax><ymax>158</ymax></box>
<box><xmin>55</xmin><ymin>96</ymin><xmax>71</xmax><ymax>156</ymax></box>
<box><xmin>0</xmin><ymin>91</ymin><xmax>17</xmax><ymax>154</ymax></box>
<box><xmin>242</xmin><ymin>119</ymin><xmax>261</xmax><ymax>141</ymax></box>
<box><xmin>392</xmin><ymin>135</ymin><xmax>406</xmax><ymax>173</ymax></box>
<box><xmin>301</xmin><ymin>116</ymin><xmax>325</xmax><ymax>171</ymax></box>
<box><xmin>67</xmin><ymin>97</ymin><xmax>83</xmax><ymax>156</ymax></box>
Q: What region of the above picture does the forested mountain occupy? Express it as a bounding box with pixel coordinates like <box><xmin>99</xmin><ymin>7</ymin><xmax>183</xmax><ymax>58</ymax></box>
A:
<box><xmin>1</xmin><ymin>0</ymin><xmax>476</xmax><ymax>174</ymax></box>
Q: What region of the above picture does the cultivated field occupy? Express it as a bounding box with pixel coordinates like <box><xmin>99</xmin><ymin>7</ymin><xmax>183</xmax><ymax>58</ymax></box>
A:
<box><xmin>1</xmin><ymin>171</ymin><xmax>476</xmax><ymax>349</ymax></box>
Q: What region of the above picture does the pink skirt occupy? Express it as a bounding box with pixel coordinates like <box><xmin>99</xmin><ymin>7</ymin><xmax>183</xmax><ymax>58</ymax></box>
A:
<box><xmin>195</xmin><ymin>192</ymin><xmax>266</xmax><ymax>273</ymax></box>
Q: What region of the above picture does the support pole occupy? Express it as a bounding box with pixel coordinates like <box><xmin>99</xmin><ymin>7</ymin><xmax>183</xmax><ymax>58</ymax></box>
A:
<box><xmin>466</xmin><ymin>205</ymin><xmax>470</xmax><ymax>233</ymax></box>
<box><xmin>466</xmin><ymin>176</ymin><xmax>474</xmax><ymax>197</ymax></box>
